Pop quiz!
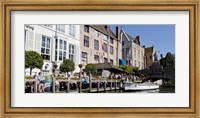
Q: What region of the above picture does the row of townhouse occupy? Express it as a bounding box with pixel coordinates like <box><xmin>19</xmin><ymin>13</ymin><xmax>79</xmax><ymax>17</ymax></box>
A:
<box><xmin>25</xmin><ymin>25</ymin><xmax>155</xmax><ymax>75</ymax></box>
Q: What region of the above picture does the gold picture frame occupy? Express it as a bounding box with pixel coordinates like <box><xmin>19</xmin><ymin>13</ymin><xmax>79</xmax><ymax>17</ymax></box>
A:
<box><xmin>0</xmin><ymin>0</ymin><xmax>199</xmax><ymax>117</ymax></box>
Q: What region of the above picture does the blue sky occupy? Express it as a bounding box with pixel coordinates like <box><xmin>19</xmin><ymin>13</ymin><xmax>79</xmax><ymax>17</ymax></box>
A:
<box><xmin>110</xmin><ymin>25</ymin><xmax>175</xmax><ymax>59</ymax></box>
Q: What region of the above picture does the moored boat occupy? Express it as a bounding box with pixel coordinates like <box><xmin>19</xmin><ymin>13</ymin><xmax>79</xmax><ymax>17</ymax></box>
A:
<box><xmin>123</xmin><ymin>82</ymin><xmax>159</xmax><ymax>91</ymax></box>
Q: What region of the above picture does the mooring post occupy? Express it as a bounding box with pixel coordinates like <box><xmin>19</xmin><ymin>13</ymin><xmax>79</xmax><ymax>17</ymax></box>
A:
<box><xmin>115</xmin><ymin>80</ymin><xmax>117</xmax><ymax>91</ymax></box>
<box><xmin>104</xmin><ymin>81</ymin><xmax>106</xmax><ymax>92</ymax></box>
<box><xmin>78</xmin><ymin>81</ymin><xmax>82</xmax><ymax>93</ymax></box>
<box><xmin>97</xmin><ymin>81</ymin><xmax>100</xmax><ymax>92</ymax></box>
<box><xmin>110</xmin><ymin>81</ymin><xmax>112</xmax><ymax>91</ymax></box>
<box><xmin>66</xmin><ymin>80</ymin><xmax>70</xmax><ymax>93</ymax></box>
<box><xmin>89</xmin><ymin>80</ymin><xmax>92</xmax><ymax>93</ymax></box>
<box><xmin>34</xmin><ymin>79</ymin><xmax>37</xmax><ymax>93</ymax></box>
<box><xmin>52</xmin><ymin>77</ymin><xmax>55</xmax><ymax>93</ymax></box>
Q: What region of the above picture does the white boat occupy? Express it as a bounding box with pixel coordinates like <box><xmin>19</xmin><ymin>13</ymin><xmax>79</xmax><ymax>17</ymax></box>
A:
<box><xmin>123</xmin><ymin>82</ymin><xmax>159</xmax><ymax>91</ymax></box>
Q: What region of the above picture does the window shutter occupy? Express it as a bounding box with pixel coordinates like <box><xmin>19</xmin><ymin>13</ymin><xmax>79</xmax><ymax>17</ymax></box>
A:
<box><xmin>27</xmin><ymin>31</ymin><xmax>34</xmax><ymax>50</ymax></box>
<box><xmin>35</xmin><ymin>33</ymin><xmax>42</xmax><ymax>53</ymax></box>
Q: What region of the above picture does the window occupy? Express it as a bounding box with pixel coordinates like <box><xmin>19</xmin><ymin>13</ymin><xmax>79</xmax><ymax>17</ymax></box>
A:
<box><xmin>69</xmin><ymin>25</ymin><xmax>76</xmax><ymax>37</ymax></box>
<box><xmin>57</xmin><ymin>39</ymin><xmax>67</xmax><ymax>61</ymax></box>
<box><xmin>134</xmin><ymin>47</ymin><xmax>136</xmax><ymax>57</ymax></box>
<box><xmin>103</xmin><ymin>35</ymin><xmax>107</xmax><ymax>41</ymax></box>
<box><xmin>134</xmin><ymin>60</ymin><xmax>136</xmax><ymax>66</ymax></box>
<box><xmin>82</xmin><ymin>52</ymin><xmax>87</xmax><ymax>58</ymax></box>
<box><xmin>57</xmin><ymin>25</ymin><xmax>65</xmax><ymax>33</ymax></box>
<box><xmin>81</xmin><ymin>52</ymin><xmax>88</xmax><ymax>65</ymax></box>
<box><xmin>94</xmin><ymin>40</ymin><xmax>99</xmax><ymax>50</ymax></box>
<box><xmin>110</xmin><ymin>37</ymin><xmax>114</xmax><ymax>44</ymax></box>
<box><xmin>141</xmin><ymin>63</ymin><xmax>144</xmax><ymax>69</ymax></box>
<box><xmin>104</xmin><ymin>58</ymin><xmax>108</xmax><ymax>63</ymax></box>
<box><xmin>59</xmin><ymin>40</ymin><xmax>63</xmax><ymax>50</ymax></box>
<box><xmin>84</xmin><ymin>25</ymin><xmax>89</xmax><ymax>33</ymax></box>
<box><xmin>122</xmin><ymin>48</ymin><xmax>124</xmax><ymax>54</ymax></box>
<box><xmin>41</xmin><ymin>36</ymin><xmax>51</xmax><ymax>60</ymax></box>
<box><xmin>110</xmin><ymin>59</ymin><xmax>113</xmax><ymax>64</ymax></box>
<box><xmin>24</xmin><ymin>30</ymin><xmax>28</xmax><ymax>43</ymax></box>
<box><xmin>94</xmin><ymin>30</ymin><xmax>98</xmax><ymax>37</ymax></box>
<box><xmin>122</xmin><ymin>41</ymin><xmax>124</xmax><ymax>47</ymax></box>
<box><xmin>138</xmin><ymin>49</ymin><xmax>140</xmax><ymax>60</ymax></box>
<box><xmin>64</xmin><ymin>41</ymin><xmax>67</xmax><ymax>51</ymax></box>
<box><xmin>94</xmin><ymin>55</ymin><xmax>99</xmax><ymax>63</ymax></box>
<box><xmin>103</xmin><ymin>43</ymin><xmax>107</xmax><ymax>52</ymax></box>
<box><xmin>24</xmin><ymin>30</ymin><xmax>28</xmax><ymax>50</ymax></box>
<box><xmin>44</xmin><ymin>25</ymin><xmax>53</xmax><ymax>28</ymax></box>
<box><xmin>69</xmin><ymin>44</ymin><xmax>75</xmax><ymax>61</ymax></box>
<box><xmin>138</xmin><ymin>61</ymin><xmax>140</xmax><ymax>67</ymax></box>
<box><xmin>84</xmin><ymin>35</ymin><xmax>89</xmax><ymax>47</ymax></box>
<box><xmin>59</xmin><ymin>50</ymin><xmax>62</xmax><ymax>61</ymax></box>
<box><xmin>55</xmin><ymin>39</ymin><xmax>58</xmax><ymax>61</ymax></box>
<box><xmin>110</xmin><ymin>46</ymin><xmax>113</xmax><ymax>55</ymax></box>
<box><xmin>126</xmin><ymin>48</ymin><xmax>129</xmax><ymax>58</ymax></box>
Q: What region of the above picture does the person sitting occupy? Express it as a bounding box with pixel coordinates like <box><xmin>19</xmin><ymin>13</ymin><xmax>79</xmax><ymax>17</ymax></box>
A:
<box><xmin>36</xmin><ymin>72</ymin><xmax>45</xmax><ymax>92</ymax></box>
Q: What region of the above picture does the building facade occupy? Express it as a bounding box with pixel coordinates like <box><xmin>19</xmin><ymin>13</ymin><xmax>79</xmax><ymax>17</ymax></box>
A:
<box><xmin>25</xmin><ymin>25</ymin><xmax>81</xmax><ymax>75</ymax></box>
<box><xmin>119</xmin><ymin>27</ymin><xmax>145</xmax><ymax>70</ymax></box>
<box><xmin>80</xmin><ymin>25</ymin><xmax>122</xmax><ymax>68</ymax></box>
<box><xmin>144</xmin><ymin>46</ymin><xmax>155</xmax><ymax>68</ymax></box>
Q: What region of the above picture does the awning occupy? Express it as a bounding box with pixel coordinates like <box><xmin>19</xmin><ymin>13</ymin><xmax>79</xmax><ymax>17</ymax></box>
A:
<box><xmin>119</xmin><ymin>59</ymin><xmax>126</xmax><ymax>65</ymax></box>
<box><xmin>94</xmin><ymin>63</ymin><xmax>124</xmax><ymax>73</ymax></box>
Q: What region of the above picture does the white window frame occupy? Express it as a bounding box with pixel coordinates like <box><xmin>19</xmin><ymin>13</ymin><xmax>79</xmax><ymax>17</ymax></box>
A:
<box><xmin>41</xmin><ymin>35</ymin><xmax>51</xmax><ymax>61</ymax></box>
<box><xmin>57</xmin><ymin>25</ymin><xmax>65</xmax><ymax>33</ymax></box>
<box><xmin>110</xmin><ymin>45</ymin><xmax>113</xmax><ymax>55</ymax></box>
<box><xmin>69</xmin><ymin>25</ymin><xmax>76</xmax><ymax>37</ymax></box>
<box><xmin>94</xmin><ymin>39</ymin><xmax>99</xmax><ymax>50</ymax></box>
<box><xmin>57</xmin><ymin>39</ymin><xmax>67</xmax><ymax>61</ymax></box>
<box><xmin>68</xmin><ymin>44</ymin><xmax>75</xmax><ymax>61</ymax></box>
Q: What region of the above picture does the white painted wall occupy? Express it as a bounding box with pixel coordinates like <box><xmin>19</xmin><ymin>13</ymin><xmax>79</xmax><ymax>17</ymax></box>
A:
<box><xmin>25</xmin><ymin>25</ymin><xmax>81</xmax><ymax>76</ymax></box>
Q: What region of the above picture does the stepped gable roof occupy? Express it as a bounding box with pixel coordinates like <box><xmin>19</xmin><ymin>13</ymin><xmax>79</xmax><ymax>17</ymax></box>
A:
<box><xmin>123</xmin><ymin>30</ymin><xmax>140</xmax><ymax>45</ymax></box>
<box><xmin>90</xmin><ymin>25</ymin><xmax>117</xmax><ymax>40</ymax></box>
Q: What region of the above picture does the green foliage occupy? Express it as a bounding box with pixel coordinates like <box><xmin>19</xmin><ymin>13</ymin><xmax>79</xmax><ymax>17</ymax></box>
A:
<box><xmin>119</xmin><ymin>65</ymin><xmax>134</xmax><ymax>74</ymax></box>
<box><xmin>159</xmin><ymin>52</ymin><xmax>175</xmax><ymax>68</ymax></box>
<box><xmin>59</xmin><ymin>59</ymin><xmax>75</xmax><ymax>73</ymax></box>
<box><xmin>25</xmin><ymin>76</ymin><xmax>33</xmax><ymax>79</ymax></box>
<box><xmin>132</xmin><ymin>67</ymin><xmax>140</xmax><ymax>76</ymax></box>
<box><xmin>53</xmin><ymin>64</ymin><xmax>58</xmax><ymax>69</ymax></box>
<box><xmin>84</xmin><ymin>63</ymin><xmax>97</xmax><ymax>74</ymax></box>
<box><xmin>25</xmin><ymin>51</ymin><xmax>43</xmax><ymax>75</ymax></box>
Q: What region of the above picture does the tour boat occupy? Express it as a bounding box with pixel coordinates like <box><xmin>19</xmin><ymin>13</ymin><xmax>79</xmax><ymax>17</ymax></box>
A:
<box><xmin>123</xmin><ymin>82</ymin><xmax>159</xmax><ymax>91</ymax></box>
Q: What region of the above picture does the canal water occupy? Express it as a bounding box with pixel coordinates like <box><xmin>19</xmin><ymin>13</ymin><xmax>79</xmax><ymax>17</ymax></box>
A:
<box><xmin>103</xmin><ymin>87</ymin><xmax>175</xmax><ymax>93</ymax></box>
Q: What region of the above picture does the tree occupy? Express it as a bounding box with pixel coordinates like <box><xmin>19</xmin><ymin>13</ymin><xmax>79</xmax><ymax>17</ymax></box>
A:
<box><xmin>25</xmin><ymin>51</ymin><xmax>43</xmax><ymax>75</ymax></box>
<box><xmin>84</xmin><ymin>63</ymin><xmax>97</xmax><ymax>75</ymax></box>
<box><xmin>132</xmin><ymin>67</ymin><xmax>140</xmax><ymax>76</ymax></box>
<box><xmin>165</xmin><ymin>52</ymin><xmax>175</xmax><ymax>68</ymax></box>
<box><xmin>59</xmin><ymin>59</ymin><xmax>75</xmax><ymax>77</ymax></box>
<box><xmin>53</xmin><ymin>64</ymin><xmax>58</xmax><ymax>69</ymax></box>
<box><xmin>159</xmin><ymin>52</ymin><xmax>175</xmax><ymax>68</ymax></box>
<box><xmin>84</xmin><ymin>63</ymin><xmax>97</xmax><ymax>85</ymax></box>
<box><xmin>119</xmin><ymin>65</ymin><xmax>134</xmax><ymax>75</ymax></box>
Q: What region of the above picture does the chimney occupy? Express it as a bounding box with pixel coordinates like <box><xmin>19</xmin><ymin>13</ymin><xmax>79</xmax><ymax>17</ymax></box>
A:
<box><xmin>105</xmin><ymin>25</ymin><xmax>110</xmax><ymax>31</ymax></box>
<box><xmin>136</xmin><ymin>36</ymin><xmax>140</xmax><ymax>45</ymax></box>
<box><xmin>116</xmin><ymin>26</ymin><xmax>120</xmax><ymax>39</ymax></box>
